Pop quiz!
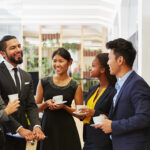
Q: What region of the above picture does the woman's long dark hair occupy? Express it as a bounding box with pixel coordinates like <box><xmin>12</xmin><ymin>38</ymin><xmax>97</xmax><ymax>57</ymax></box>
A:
<box><xmin>96</xmin><ymin>53</ymin><xmax>117</xmax><ymax>86</ymax></box>
<box><xmin>52</xmin><ymin>47</ymin><xmax>72</xmax><ymax>62</ymax></box>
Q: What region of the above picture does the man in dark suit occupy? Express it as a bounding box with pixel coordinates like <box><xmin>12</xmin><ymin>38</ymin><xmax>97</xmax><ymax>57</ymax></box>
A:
<box><xmin>0</xmin><ymin>96</ymin><xmax>20</xmax><ymax>149</ymax></box>
<box><xmin>0</xmin><ymin>35</ymin><xmax>45</xmax><ymax>150</ymax></box>
<box><xmin>95</xmin><ymin>38</ymin><xmax>150</xmax><ymax>150</ymax></box>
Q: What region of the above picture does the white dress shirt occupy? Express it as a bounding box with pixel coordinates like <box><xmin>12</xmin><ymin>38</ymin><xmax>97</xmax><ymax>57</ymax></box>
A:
<box><xmin>4</xmin><ymin>60</ymin><xmax>21</xmax><ymax>89</ymax></box>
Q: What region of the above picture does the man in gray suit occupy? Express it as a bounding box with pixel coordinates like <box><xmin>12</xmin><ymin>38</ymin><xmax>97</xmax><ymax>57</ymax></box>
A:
<box><xmin>0</xmin><ymin>35</ymin><xmax>45</xmax><ymax>150</ymax></box>
<box><xmin>0</xmin><ymin>96</ymin><xmax>20</xmax><ymax>149</ymax></box>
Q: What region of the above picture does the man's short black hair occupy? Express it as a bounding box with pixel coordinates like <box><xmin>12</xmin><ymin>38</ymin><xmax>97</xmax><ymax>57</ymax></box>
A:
<box><xmin>106</xmin><ymin>38</ymin><xmax>136</xmax><ymax>68</ymax></box>
<box><xmin>0</xmin><ymin>35</ymin><xmax>16</xmax><ymax>52</ymax></box>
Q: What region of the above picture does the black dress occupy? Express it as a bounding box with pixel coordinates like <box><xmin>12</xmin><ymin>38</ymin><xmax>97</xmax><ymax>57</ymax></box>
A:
<box><xmin>36</xmin><ymin>77</ymin><xmax>81</xmax><ymax>150</ymax></box>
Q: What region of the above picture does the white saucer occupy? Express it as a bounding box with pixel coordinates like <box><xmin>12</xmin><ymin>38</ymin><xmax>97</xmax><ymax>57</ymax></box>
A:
<box><xmin>90</xmin><ymin>123</ymin><xmax>101</xmax><ymax>127</ymax></box>
<box><xmin>90</xmin><ymin>124</ymin><xmax>98</xmax><ymax>127</ymax></box>
<box><xmin>53</xmin><ymin>101</ymin><xmax>67</xmax><ymax>105</ymax></box>
<box><xmin>73</xmin><ymin>111</ymin><xmax>86</xmax><ymax>116</ymax></box>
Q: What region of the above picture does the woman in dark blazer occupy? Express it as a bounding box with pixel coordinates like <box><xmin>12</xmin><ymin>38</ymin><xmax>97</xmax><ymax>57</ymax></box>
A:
<box><xmin>81</xmin><ymin>53</ymin><xmax>116</xmax><ymax>150</ymax></box>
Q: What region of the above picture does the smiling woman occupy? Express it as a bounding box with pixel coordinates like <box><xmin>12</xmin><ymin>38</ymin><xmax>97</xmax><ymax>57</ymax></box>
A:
<box><xmin>52</xmin><ymin>50</ymin><xmax>72</xmax><ymax>77</ymax></box>
<box><xmin>35</xmin><ymin>47</ymin><xmax>83</xmax><ymax>150</ymax></box>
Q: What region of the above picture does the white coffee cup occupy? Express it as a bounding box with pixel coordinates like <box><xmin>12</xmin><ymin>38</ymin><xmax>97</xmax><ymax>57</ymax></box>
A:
<box><xmin>93</xmin><ymin>115</ymin><xmax>105</xmax><ymax>125</ymax></box>
<box><xmin>76</xmin><ymin>105</ymin><xmax>87</xmax><ymax>113</ymax></box>
<box><xmin>76</xmin><ymin>105</ymin><xmax>87</xmax><ymax>110</ymax></box>
<box><xmin>8</xmin><ymin>93</ymin><xmax>19</xmax><ymax>102</ymax></box>
<box><xmin>53</xmin><ymin>95</ymin><xmax>63</xmax><ymax>103</ymax></box>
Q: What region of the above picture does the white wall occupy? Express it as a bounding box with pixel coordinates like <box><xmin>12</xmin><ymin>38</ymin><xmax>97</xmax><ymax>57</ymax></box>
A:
<box><xmin>0</xmin><ymin>5</ymin><xmax>22</xmax><ymax>63</ymax></box>
<box><xmin>109</xmin><ymin>0</ymin><xmax>138</xmax><ymax>39</ymax></box>
<box><xmin>138</xmin><ymin>0</ymin><xmax>150</xmax><ymax>85</ymax></box>
<box><xmin>109</xmin><ymin>0</ymin><xmax>150</xmax><ymax>85</ymax></box>
<box><xmin>0</xmin><ymin>0</ymin><xmax>23</xmax><ymax>62</ymax></box>
<box><xmin>0</xmin><ymin>10</ymin><xmax>22</xmax><ymax>63</ymax></box>
<box><xmin>108</xmin><ymin>0</ymin><xmax>139</xmax><ymax>72</ymax></box>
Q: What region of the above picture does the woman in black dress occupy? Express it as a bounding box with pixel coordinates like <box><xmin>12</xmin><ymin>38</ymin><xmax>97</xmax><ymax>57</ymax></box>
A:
<box><xmin>36</xmin><ymin>48</ymin><xmax>83</xmax><ymax>150</ymax></box>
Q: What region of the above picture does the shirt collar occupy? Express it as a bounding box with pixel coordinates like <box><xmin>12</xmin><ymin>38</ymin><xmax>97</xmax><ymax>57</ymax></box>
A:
<box><xmin>115</xmin><ymin>70</ymin><xmax>133</xmax><ymax>90</ymax></box>
<box><xmin>4</xmin><ymin>60</ymin><xmax>19</xmax><ymax>71</ymax></box>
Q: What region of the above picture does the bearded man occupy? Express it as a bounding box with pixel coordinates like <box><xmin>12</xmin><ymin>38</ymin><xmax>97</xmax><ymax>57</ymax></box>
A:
<box><xmin>0</xmin><ymin>35</ymin><xmax>45</xmax><ymax>150</ymax></box>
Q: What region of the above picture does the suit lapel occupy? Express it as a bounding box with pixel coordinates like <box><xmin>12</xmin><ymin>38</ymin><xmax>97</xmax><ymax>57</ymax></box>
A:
<box><xmin>85</xmin><ymin>84</ymin><xmax>112</xmax><ymax>108</ymax></box>
<box><xmin>112</xmin><ymin>71</ymin><xmax>136</xmax><ymax>114</ymax></box>
<box><xmin>95</xmin><ymin>85</ymin><xmax>112</xmax><ymax>108</ymax></box>
<box><xmin>84</xmin><ymin>84</ymin><xmax>99</xmax><ymax>104</ymax></box>
<box><xmin>0</xmin><ymin>62</ymin><xmax>17</xmax><ymax>92</ymax></box>
<box><xmin>19</xmin><ymin>69</ymin><xmax>25</xmax><ymax>96</ymax></box>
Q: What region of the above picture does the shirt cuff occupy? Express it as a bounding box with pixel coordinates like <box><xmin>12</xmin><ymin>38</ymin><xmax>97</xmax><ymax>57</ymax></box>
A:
<box><xmin>33</xmin><ymin>125</ymin><xmax>41</xmax><ymax>129</ymax></box>
<box><xmin>16</xmin><ymin>126</ymin><xmax>23</xmax><ymax>132</ymax></box>
<box><xmin>16</xmin><ymin>125</ymin><xmax>41</xmax><ymax>132</ymax></box>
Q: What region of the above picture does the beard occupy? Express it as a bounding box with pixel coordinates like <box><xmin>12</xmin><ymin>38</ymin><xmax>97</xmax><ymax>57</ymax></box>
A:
<box><xmin>6</xmin><ymin>52</ymin><xmax>23</xmax><ymax>64</ymax></box>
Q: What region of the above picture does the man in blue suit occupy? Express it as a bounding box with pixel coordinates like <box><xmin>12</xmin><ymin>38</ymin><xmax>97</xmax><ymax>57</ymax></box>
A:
<box><xmin>95</xmin><ymin>38</ymin><xmax>150</xmax><ymax>150</ymax></box>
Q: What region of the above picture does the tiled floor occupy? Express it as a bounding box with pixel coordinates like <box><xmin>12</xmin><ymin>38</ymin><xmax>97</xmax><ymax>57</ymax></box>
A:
<box><xmin>26</xmin><ymin>118</ymin><xmax>84</xmax><ymax>150</ymax></box>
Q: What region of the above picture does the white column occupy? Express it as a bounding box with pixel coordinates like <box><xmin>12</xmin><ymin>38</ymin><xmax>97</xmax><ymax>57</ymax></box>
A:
<box><xmin>39</xmin><ymin>25</ymin><xmax>42</xmax><ymax>78</ymax></box>
<box><xmin>80</xmin><ymin>26</ymin><xmax>84</xmax><ymax>88</ymax></box>
<box><xmin>138</xmin><ymin>0</ymin><xmax>150</xmax><ymax>85</ymax></box>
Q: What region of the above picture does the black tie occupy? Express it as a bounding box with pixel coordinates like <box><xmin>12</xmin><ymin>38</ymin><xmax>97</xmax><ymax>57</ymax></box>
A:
<box><xmin>13</xmin><ymin>68</ymin><xmax>20</xmax><ymax>93</ymax></box>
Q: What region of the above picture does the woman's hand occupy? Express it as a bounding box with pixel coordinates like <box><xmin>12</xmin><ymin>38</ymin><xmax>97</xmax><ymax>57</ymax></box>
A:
<box><xmin>46</xmin><ymin>99</ymin><xmax>64</xmax><ymax>110</ymax></box>
<box><xmin>46</xmin><ymin>99</ymin><xmax>54</xmax><ymax>109</ymax></box>
<box><xmin>79</xmin><ymin>108</ymin><xmax>95</xmax><ymax>117</ymax></box>
<box><xmin>51</xmin><ymin>104</ymin><xmax>64</xmax><ymax>110</ymax></box>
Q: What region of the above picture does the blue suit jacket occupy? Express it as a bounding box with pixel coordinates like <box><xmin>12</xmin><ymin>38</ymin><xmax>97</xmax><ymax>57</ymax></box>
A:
<box><xmin>109</xmin><ymin>71</ymin><xmax>150</xmax><ymax>150</ymax></box>
<box><xmin>83</xmin><ymin>84</ymin><xmax>116</xmax><ymax>149</ymax></box>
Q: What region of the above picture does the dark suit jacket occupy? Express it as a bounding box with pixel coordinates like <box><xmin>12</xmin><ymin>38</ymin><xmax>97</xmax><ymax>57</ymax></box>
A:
<box><xmin>83</xmin><ymin>84</ymin><xmax>116</xmax><ymax>149</ymax></box>
<box><xmin>109</xmin><ymin>71</ymin><xmax>150</xmax><ymax>150</ymax></box>
<box><xmin>0</xmin><ymin>62</ymin><xmax>40</xmax><ymax>133</ymax></box>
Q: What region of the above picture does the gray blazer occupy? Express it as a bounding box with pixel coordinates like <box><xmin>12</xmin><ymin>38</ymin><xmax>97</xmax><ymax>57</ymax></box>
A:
<box><xmin>0</xmin><ymin>95</ymin><xmax>8</xmax><ymax>134</ymax></box>
<box><xmin>0</xmin><ymin>96</ymin><xmax>8</xmax><ymax>123</ymax></box>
